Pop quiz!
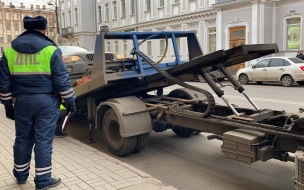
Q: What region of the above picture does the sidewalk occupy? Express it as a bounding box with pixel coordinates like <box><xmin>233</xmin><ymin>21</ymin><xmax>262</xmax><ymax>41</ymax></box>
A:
<box><xmin>0</xmin><ymin>106</ymin><xmax>177</xmax><ymax>190</ymax></box>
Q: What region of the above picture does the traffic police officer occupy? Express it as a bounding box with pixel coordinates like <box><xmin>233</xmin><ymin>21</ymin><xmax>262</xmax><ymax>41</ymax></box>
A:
<box><xmin>0</xmin><ymin>16</ymin><xmax>76</xmax><ymax>189</ymax></box>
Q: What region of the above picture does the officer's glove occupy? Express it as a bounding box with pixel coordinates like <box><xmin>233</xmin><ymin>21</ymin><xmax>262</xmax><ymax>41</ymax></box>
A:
<box><xmin>4</xmin><ymin>104</ymin><xmax>14</xmax><ymax>120</ymax></box>
<box><xmin>66</xmin><ymin>103</ymin><xmax>76</xmax><ymax>114</ymax></box>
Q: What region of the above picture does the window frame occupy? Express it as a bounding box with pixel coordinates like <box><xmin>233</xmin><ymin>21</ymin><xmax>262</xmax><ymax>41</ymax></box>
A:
<box><xmin>255</xmin><ymin>59</ymin><xmax>270</xmax><ymax>68</ymax></box>
<box><xmin>208</xmin><ymin>27</ymin><xmax>216</xmax><ymax>54</ymax></box>
<box><xmin>121</xmin><ymin>0</ymin><xmax>126</xmax><ymax>18</ymax></box>
<box><xmin>146</xmin><ymin>0</ymin><xmax>151</xmax><ymax>11</ymax></box>
<box><xmin>68</xmin><ymin>10</ymin><xmax>72</xmax><ymax>27</ymax></box>
<box><xmin>130</xmin><ymin>0</ymin><xmax>136</xmax><ymax>15</ymax></box>
<box><xmin>7</xmin><ymin>35</ymin><xmax>11</xmax><ymax>42</ymax></box>
<box><xmin>284</xmin><ymin>16</ymin><xmax>302</xmax><ymax>50</ymax></box>
<box><xmin>159</xmin><ymin>0</ymin><xmax>164</xmax><ymax>8</ymax></box>
<box><xmin>6</xmin><ymin>23</ymin><xmax>10</xmax><ymax>30</ymax></box>
<box><xmin>268</xmin><ymin>58</ymin><xmax>285</xmax><ymax>67</ymax></box>
<box><xmin>98</xmin><ymin>6</ymin><xmax>102</xmax><ymax>23</ymax></box>
<box><xmin>74</xmin><ymin>8</ymin><xmax>78</xmax><ymax>25</ymax></box>
<box><xmin>14</xmin><ymin>23</ymin><xmax>18</xmax><ymax>31</ymax></box>
<box><xmin>113</xmin><ymin>2</ymin><xmax>117</xmax><ymax>19</ymax></box>
<box><xmin>105</xmin><ymin>3</ymin><xmax>110</xmax><ymax>21</ymax></box>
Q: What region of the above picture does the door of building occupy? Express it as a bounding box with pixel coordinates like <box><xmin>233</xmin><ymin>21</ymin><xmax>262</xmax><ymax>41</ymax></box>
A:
<box><xmin>229</xmin><ymin>26</ymin><xmax>246</xmax><ymax>74</ymax></box>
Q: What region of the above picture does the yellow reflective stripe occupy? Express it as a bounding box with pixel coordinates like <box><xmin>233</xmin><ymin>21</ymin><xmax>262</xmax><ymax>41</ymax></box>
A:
<box><xmin>11</xmin><ymin>72</ymin><xmax>51</xmax><ymax>75</ymax></box>
<box><xmin>60</xmin><ymin>104</ymin><xmax>65</xmax><ymax>110</ymax></box>
<box><xmin>4</xmin><ymin>46</ymin><xmax>57</xmax><ymax>75</ymax></box>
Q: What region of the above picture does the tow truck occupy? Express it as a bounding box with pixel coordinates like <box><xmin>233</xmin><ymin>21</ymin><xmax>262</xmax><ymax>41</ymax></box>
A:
<box><xmin>70</xmin><ymin>26</ymin><xmax>304</xmax><ymax>189</ymax></box>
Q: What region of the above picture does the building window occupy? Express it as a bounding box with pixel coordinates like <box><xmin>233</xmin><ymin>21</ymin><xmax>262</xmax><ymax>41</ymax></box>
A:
<box><xmin>75</xmin><ymin>8</ymin><xmax>78</xmax><ymax>24</ymax></box>
<box><xmin>98</xmin><ymin>6</ymin><xmax>102</xmax><ymax>23</ymax></box>
<box><xmin>0</xmin><ymin>12</ymin><xmax>2</xmax><ymax>19</ymax></box>
<box><xmin>62</xmin><ymin>13</ymin><xmax>65</xmax><ymax>27</ymax></box>
<box><xmin>6</xmin><ymin>12</ymin><xmax>9</xmax><ymax>19</ymax></box>
<box><xmin>14</xmin><ymin>13</ymin><xmax>17</xmax><ymax>20</ymax></box>
<box><xmin>175</xmin><ymin>38</ymin><xmax>180</xmax><ymax>54</ymax></box>
<box><xmin>0</xmin><ymin>24</ymin><xmax>2</xmax><ymax>31</ymax></box>
<box><xmin>286</xmin><ymin>17</ymin><xmax>301</xmax><ymax>50</ymax></box>
<box><xmin>7</xmin><ymin>23</ymin><xmax>10</xmax><ymax>30</ymax></box>
<box><xmin>7</xmin><ymin>35</ymin><xmax>11</xmax><ymax>42</ymax></box>
<box><xmin>105</xmin><ymin>3</ymin><xmax>109</xmax><ymax>21</ymax></box>
<box><xmin>0</xmin><ymin>34</ymin><xmax>3</xmax><ymax>42</ymax></box>
<box><xmin>123</xmin><ymin>40</ymin><xmax>128</xmax><ymax>57</ymax></box>
<box><xmin>174</xmin><ymin>0</ymin><xmax>180</xmax><ymax>3</ymax></box>
<box><xmin>68</xmin><ymin>11</ymin><xmax>71</xmax><ymax>26</ymax></box>
<box><xmin>159</xmin><ymin>0</ymin><xmax>164</xmax><ymax>7</ymax></box>
<box><xmin>147</xmin><ymin>41</ymin><xmax>152</xmax><ymax>56</ymax></box>
<box><xmin>160</xmin><ymin>39</ymin><xmax>165</xmax><ymax>55</ymax></box>
<box><xmin>14</xmin><ymin>23</ymin><xmax>18</xmax><ymax>31</ymax></box>
<box><xmin>146</xmin><ymin>0</ymin><xmax>151</xmax><ymax>11</ymax></box>
<box><xmin>107</xmin><ymin>42</ymin><xmax>111</xmax><ymax>52</ymax></box>
<box><xmin>113</xmin><ymin>2</ymin><xmax>117</xmax><ymax>19</ymax></box>
<box><xmin>114</xmin><ymin>41</ymin><xmax>119</xmax><ymax>54</ymax></box>
<box><xmin>130</xmin><ymin>0</ymin><xmax>135</xmax><ymax>15</ymax></box>
<box><xmin>208</xmin><ymin>28</ymin><xmax>216</xmax><ymax>53</ymax></box>
<box><xmin>121</xmin><ymin>0</ymin><xmax>126</xmax><ymax>18</ymax></box>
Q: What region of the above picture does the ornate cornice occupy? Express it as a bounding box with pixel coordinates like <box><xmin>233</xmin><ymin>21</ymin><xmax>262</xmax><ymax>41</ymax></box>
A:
<box><xmin>138</xmin><ymin>11</ymin><xmax>217</xmax><ymax>31</ymax></box>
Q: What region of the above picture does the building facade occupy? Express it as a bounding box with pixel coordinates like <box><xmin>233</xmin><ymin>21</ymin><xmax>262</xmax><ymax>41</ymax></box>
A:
<box><xmin>59</xmin><ymin>0</ymin><xmax>304</xmax><ymax>72</ymax></box>
<box><xmin>214</xmin><ymin>0</ymin><xmax>304</xmax><ymax>73</ymax></box>
<box><xmin>59</xmin><ymin>0</ymin><xmax>97</xmax><ymax>50</ymax></box>
<box><xmin>0</xmin><ymin>2</ymin><xmax>58</xmax><ymax>54</ymax></box>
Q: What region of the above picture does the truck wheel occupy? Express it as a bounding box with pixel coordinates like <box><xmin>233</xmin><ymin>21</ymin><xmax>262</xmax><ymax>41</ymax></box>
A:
<box><xmin>172</xmin><ymin>126</ymin><xmax>195</xmax><ymax>138</ymax></box>
<box><xmin>102</xmin><ymin>108</ymin><xmax>137</xmax><ymax>157</ymax></box>
<box><xmin>168</xmin><ymin>89</ymin><xmax>200</xmax><ymax>137</ymax></box>
<box><xmin>132</xmin><ymin>133</ymin><xmax>150</xmax><ymax>153</ymax></box>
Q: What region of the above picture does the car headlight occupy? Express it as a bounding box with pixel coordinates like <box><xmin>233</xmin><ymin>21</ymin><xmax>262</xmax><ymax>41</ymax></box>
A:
<box><xmin>62</xmin><ymin>55</ymin><xmax>84</xmax><ymax>63</ymax></box>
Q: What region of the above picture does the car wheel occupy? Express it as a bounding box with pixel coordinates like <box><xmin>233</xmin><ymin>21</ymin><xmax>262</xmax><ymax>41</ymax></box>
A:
<box><xmin>256</xmin><ymin>82</ymin><xmax>263</xmax><ymax>85</ymax></box>
<box><xmin>281</xmin><ymin>75</ymin><xmax>294</xmax><ymax>87</ymax></box>
<box><xmin>297</xmin><ymin>81</ymin><xmax>304</xmax><ymax>85</ymax></box>
<box><xmin>238</xmin><ymin>74</ymin><xmax>249</xmax><ymax>85</ymax></box>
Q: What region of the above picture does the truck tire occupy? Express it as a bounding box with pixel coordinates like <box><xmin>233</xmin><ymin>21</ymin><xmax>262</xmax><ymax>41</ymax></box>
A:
<box><xmin>172</xmin><ymin>126</ymin><xmax>195</xmax><ymax>138</ymax></box>
<box><xmin>102</xmin><ymin>108</ymin><xmax>137</xmax><ymax>157</ymax></box>
<box><xmin>168</xmin><ymin>89</ymin><xmax>198</xmax><ymax>138</ymax></box>
<box><xmin>132</xmin><ymin>133</ymin><xmax>150</xmax><ymax>153</ymax></box>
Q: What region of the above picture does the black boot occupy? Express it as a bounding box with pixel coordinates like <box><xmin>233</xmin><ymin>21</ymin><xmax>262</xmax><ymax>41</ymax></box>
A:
<box><xmin>36</xmin><ymin>177</ymin><xmax>61</xmax><ymax>190</ymax></box>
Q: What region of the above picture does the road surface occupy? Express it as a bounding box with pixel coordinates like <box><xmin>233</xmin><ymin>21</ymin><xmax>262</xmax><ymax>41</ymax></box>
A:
<box><xmin>67</xmin><ymin>81</ymin><xmax>300</xmax><ymax>190</ymax></box>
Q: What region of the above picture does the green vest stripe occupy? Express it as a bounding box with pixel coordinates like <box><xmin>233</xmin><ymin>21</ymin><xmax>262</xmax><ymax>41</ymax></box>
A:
<box><xmin>4</xmin><ymin>46</ymin><xmax>57</xmax><ymax>75</ymax></box>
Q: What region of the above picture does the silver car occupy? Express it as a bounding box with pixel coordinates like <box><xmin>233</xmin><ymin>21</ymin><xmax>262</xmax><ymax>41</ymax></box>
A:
<box><xmin>236</xmin><ymin>57</ymin><xmax>304</xmax><ymax>87</ymax></box>
<box><xmin>58</xmin><ymin>46</ymin><xmax>94</xmax><ymax>85</ymax></box>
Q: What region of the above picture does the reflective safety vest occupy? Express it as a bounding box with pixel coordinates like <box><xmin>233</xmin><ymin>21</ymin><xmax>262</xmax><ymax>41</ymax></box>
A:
<box><xmin>4</xmin><ymin>45</ymin><xmax>57</xmax><ymax>75</ymax></box>
<box><xmin>60</xmin><ymin>104</ymin><xmax>65</xmax><ymax>110</ymax></box>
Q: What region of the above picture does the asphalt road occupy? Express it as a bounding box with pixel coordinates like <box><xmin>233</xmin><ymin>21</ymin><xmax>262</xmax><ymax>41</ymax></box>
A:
<box><xmin>66</xmin><ymin>81</ymin><xmax>301</xmax><ymax>190</ymax></box>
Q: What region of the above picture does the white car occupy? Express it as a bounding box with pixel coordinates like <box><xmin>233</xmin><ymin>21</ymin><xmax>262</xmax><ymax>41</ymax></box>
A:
<box><xmin>236</xmin><ymin>57</ymin><xmax>304</xmax><ymax>87</ymax></box>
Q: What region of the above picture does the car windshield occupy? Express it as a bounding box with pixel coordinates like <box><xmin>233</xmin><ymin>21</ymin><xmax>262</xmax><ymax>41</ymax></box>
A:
<box><xmin>288</xmin><ymin>57</ymin><xmax>304</xmax><ymax>63</ymax></box>
<box><xmin>59</xmin><ymin>46</ymin><xmax>89</xmax><ymax>55</ymax></box>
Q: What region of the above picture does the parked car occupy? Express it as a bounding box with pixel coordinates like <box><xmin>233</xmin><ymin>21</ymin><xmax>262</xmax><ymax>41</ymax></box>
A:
<box><xmin>58</xmin><ymin>46</ymin><xmax>94</xmax><ymax>85</ymax></box>
<box><xmin>236</xmin><ymin>57</ymin><xmax>304</xmax><ymax>87</ymax></box>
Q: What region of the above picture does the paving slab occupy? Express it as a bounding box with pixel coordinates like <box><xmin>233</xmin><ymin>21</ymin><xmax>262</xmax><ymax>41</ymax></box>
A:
<box><xmin>0</xmin><ymin>106</ymin><xmax>177</xmax><ymax>190</ymax></box>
